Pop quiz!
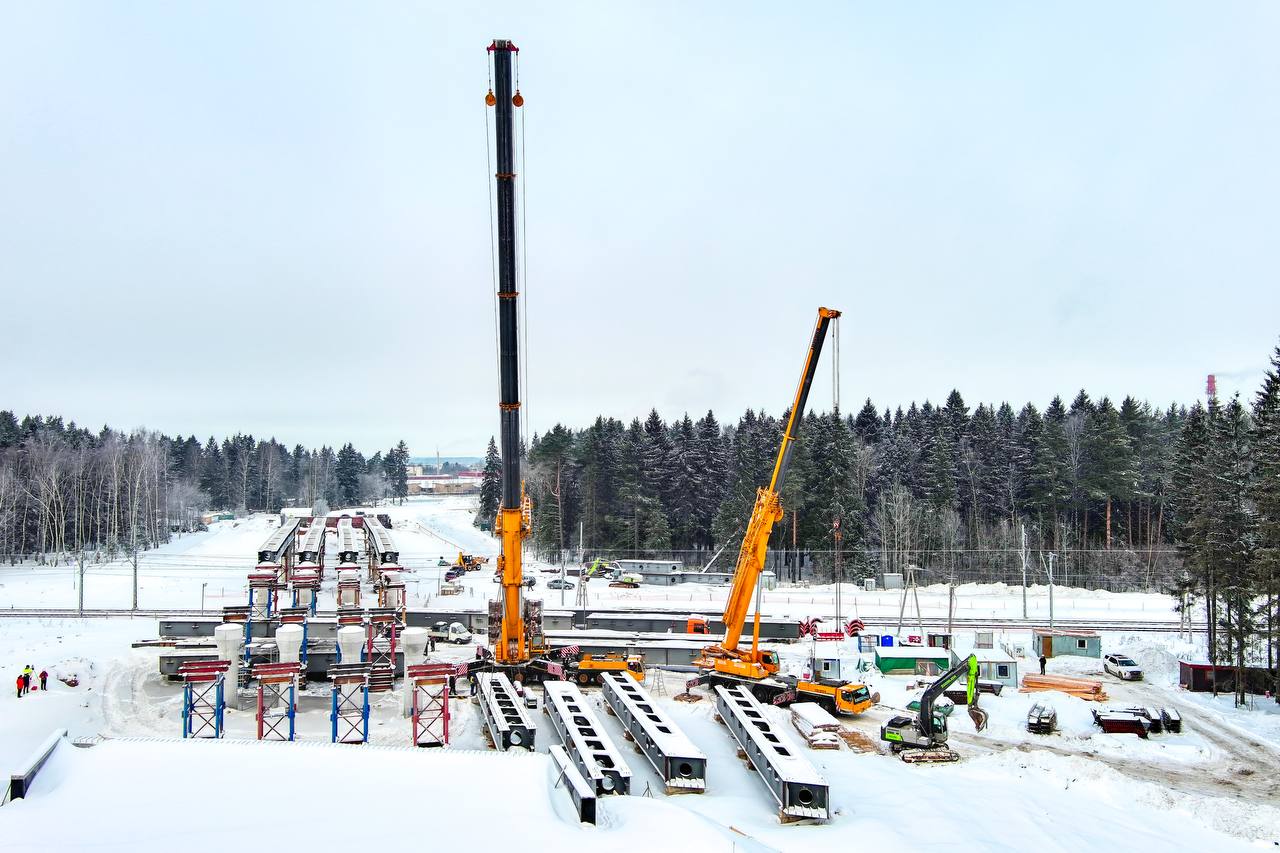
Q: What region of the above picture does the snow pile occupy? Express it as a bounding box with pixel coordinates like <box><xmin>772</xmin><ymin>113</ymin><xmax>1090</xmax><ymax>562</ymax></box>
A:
<box><xmin>0</xmin><ymin>738</ymin><xmax>735</xmax><ymax>853</ymax></box>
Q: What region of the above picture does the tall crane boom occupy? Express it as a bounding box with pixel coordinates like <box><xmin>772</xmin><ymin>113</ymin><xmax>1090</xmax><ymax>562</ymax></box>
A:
<box><xmin>488</xmin><ymin>39</ymin><xmax>531</xmax><ymax>664</ymax></box>
<box><xmin>714</xmin><ymin>307</ymin><xmax>840</xmax><ymax>661</ymax></box>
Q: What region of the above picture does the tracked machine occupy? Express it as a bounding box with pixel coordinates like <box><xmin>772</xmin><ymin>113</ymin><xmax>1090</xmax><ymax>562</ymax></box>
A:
<box><xmin>688</xmin><ymin>308</ymin><xmax>874</xmax><ymax>717</ymax></box>
<box><xmin>881</xmin><ymin>654</ymin><xmax>990</xmax><ymax>762</ymax></box>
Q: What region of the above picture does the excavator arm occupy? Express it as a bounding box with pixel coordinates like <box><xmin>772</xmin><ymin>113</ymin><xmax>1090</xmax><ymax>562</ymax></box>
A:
<box><xmin>712</xmin><ymin>308</ymin><xmax>841</xmax><ymax>659</ymax></box>
<box><xmin>918</xmin><ymin>654</ymin><xmax>989</xmax><ymax>739</ymax></box>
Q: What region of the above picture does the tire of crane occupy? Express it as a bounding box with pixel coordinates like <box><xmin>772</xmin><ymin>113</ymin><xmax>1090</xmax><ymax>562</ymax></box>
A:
<box><xmin>577</xmin><ymin>672</ymin><xmax>591</xmax><ymax>685</ymax></box>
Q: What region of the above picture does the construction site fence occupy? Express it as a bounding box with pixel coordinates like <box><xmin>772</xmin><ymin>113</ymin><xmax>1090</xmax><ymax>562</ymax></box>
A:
<box><xmin>535</xmin><ymin>547</ymin><xmax>1186</xmax><ymax>595</ymax></box>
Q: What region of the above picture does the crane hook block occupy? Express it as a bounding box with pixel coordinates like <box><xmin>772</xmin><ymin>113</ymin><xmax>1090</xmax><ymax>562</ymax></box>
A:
<box><xmin>512</xmin><ymin>90</ymin><xmax>524</xmax><ymax>107</ymax></box>
<box><xmin>485</xmin><ymin>89</ymin><xmax>497</xmax><ymax>107</ymax></box>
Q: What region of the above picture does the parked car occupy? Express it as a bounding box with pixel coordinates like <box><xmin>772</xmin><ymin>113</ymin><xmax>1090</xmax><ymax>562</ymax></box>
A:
<box><xmin>428</xmin><ymin>621</ymin><xmax>473</xmax><ymax>645</ymax></box>
<box><xmin>491</xmin><ymin>574</ymin><xmax>536</xmax><ymax>589</ymax></box>
<box><xmin>444</xmin><ymin>567</ymin><xmax>465</xmax><ymax>581</ymax></box>
<box><xmin>547</xmin><ymin>579</ymin><xmax>575</xmax><ymax>590</ymax></box>
<box><xmin>1103</xmin><ymin>653</ymin><xmax>1144</xmax><ymax>681</ymax></box>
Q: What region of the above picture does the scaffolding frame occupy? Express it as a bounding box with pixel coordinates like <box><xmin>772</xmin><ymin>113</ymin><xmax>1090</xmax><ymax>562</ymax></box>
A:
<box><xmin>253</xmin><ymin>661</ymin><xmax>300</xmax><ymax>741</ymax></box>
<box><xmin>409</xmin><ymin>662</ymin><xmax>455</xmax><ymax>747</ymax></box>
<box><xmin>330</xmin><ymin>664</ymin><xmax>371</xmax><ymax>744</ymax></box>
<box><xmin>249</xmin><ymin>571</ymin><xmax>280</xmax><ymax>620</ymax></box>
<box><xmin>366</xmin><ymin>608</ymin><xmax>400</xmax><ymax>693</ymax></box>
<box><xmin>291</xmin><ymin>574</ymin><xmax>320</xmax><ymax>615</ymax></box>
<box><xmin>180</xmin><ymin>661</ymin><xmax>229</xmax><ymax>739</ymax></box>
<box><xmin>337</xmin><ymin>575</ymin><xmax>361</xmax><ymax>608</ymax></box>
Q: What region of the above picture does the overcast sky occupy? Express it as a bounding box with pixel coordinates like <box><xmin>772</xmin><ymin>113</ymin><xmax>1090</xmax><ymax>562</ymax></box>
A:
<box><xmin>2</xmin><ymin>3</ymin><xmax>1278</xmax><ymax>456</ymax></box>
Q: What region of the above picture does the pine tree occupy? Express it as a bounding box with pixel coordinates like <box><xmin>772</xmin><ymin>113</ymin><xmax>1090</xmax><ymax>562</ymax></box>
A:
<box><xmin>641</xmin><ymin>409</ymin><xmax>675</xmax><ymax>519</ymax></box>
<box><xmin>692</xmin><ymin>411</ymin><xmax>727</xmax><ymax>550</ymax></box>
<box><xmin>199</xmin><ymin>437</ymin><xmax>228</xmax><ymax>509</ymax></box>
<box><xmin>668</xmin><ymin>414</ymin><xmax>701</xmax><ymax>550</ymax></box>
<box><xmin>853</xmin><ymin>399</ymin><xmax>882</xmax><ymax>444</ymax></box>
<box><xmin>1250</xmin><ymin>344</ymin><xmax>1280</xmax><ymax>701</ymax></box>
<box><xmin>335</xmin><ymin>443</ymin><xmax>361</xmax><ymax>506</ymax></box>
<box><xmin>920</xmin><ymin>416</ymin><xmax>956</xmax><ymax>511</ymax></box>
<box><xmin>0</xmin><ymin>411</ymin><xmax>19</xmax><ymax>448</ymax></box>
<box><xmin>478</xmin><ymin>437</ymin><xmax>502</xmax><ymax>529</ymax></box>
<box><xmin>1205</xmin><ymin>396</ymin><xmax>1256</xmax><ymax>705</ymax></box>
<box><xmin>713</xmin><ymin>409</ymin><xmax>778</xmax><ymax>547</ymax></box>
<box><xmin>1086</xmin><ymin>397</ymin><xmax>1138</xmax><ymax>549</ymax></box>
<box><xmin>386</xmin><ymin>441</ymin><xmax>410</xmax><ymax>504</ymax></box>
<box><xmin>1170</xmin><ymin>401</ymin><xmax>1215</xmax><ymax>664</ymax></box>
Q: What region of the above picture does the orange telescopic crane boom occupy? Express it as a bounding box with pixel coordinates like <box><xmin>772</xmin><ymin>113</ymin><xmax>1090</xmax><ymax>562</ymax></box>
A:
<box><xmin>696</xmin><ymin>307</ymin><xmax>841</xmax><ymax>679</ymax></box>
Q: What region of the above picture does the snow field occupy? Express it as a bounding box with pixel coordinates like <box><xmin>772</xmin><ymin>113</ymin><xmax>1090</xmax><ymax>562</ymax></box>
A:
<box><xmin>1</xmin><ymin>497</ymin><xmax>1277</xmax><ymax>850</ymax></box>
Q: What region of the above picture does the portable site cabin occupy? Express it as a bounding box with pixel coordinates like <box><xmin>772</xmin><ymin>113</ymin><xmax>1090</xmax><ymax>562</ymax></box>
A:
<box><xmin>951</xmin><ymin>642</ymin><xmax>1018</xmax><ymax>689</ymax></box>
<box><xmin>874</xmin><ymin>646</ymin><xmax>952</xmax><ymax>676</ymax></box>
<box><xmin>1179</xmin><ymin>660</ymin><xmax>1277</xmax><ymax>694</ymax></box>
<box><xmin>1031</xmin><ymin>628</ymin><xmax>1101</xmax><ymax>659</ymax></box>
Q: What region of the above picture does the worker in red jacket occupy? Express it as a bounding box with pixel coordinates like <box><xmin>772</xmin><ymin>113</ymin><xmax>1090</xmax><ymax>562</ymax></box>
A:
<box><xmin>15</xmin><ymin>673</ymin><xmax>23</xmax><ymax>699</ymax></box>
<box><xmin>39</xmin><ymin>670</ymin><xmax>48</xmax><ymax>691</ymax></box>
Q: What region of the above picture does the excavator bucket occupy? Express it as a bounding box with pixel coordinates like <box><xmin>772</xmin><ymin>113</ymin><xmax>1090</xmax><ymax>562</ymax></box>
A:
<box><xmin>968</xmin><ymin>705</ymin><xmax>989</xmax><ymax>732</ymax></box>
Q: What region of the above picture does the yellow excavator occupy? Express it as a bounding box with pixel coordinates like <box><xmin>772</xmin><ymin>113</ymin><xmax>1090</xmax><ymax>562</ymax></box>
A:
<box><xmin>690</xmin><ymin>308</ymin><xmax>874</xmax><ymax>717</ymax></box>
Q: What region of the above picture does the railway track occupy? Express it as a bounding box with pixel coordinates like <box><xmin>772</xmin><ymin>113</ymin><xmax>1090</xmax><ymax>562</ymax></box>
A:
<box><xmin>0</xmin><ymin>607</ymin><xmax>1203</xmax><ymax>633</ymax></box>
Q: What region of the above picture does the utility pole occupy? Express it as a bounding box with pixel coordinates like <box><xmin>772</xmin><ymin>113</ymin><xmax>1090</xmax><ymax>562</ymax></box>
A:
<box><xmin>1043</xmin><ymin>552</ymin><xmax>1056</xmax><ymax>629</ymax></box>
<box><xmin>77</xmin><ymin>550</ymin><xmax>85</xmax><ymax>616</ymax></box>
<box><xmin>1019</xmin><ymin>524</ymin><xmax>1028</xmax><ymax>620</ymax></box>
<box><xmin>832</xmin><ymin>517</ymin><xmax>842</xmax><ymax>628</ymax></box>
<box><xmin>131</xmin><ymin>548</ymin><xmax>139</xmax><ymax>612</ymax></box>
<box><xmin>792</xmin><ymin>510</ymin><xmax>799</xmax><ymax>584</ymax></box>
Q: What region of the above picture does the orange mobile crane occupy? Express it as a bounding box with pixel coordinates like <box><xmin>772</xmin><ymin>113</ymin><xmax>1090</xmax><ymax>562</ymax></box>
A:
<box><xmin>468</xmin><ymin>38</ymin><xmax>556</xmax><ymax>681</ymax></box>
<box><xmin>690</xmin><ymin>308</ymin><xmax>874</xmax><ymax>716</ymax></box>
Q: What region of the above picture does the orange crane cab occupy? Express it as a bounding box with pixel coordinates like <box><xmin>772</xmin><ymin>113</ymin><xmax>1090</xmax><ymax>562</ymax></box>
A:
<box><xmin>690</xmin><ymin>308</ymin><xmax>874</xmax><ymax>717</ymax></box>
<box><xmin>569</xmin><ymin>653</ymin><xmax>645</xmax><ymax>685</ymax></box>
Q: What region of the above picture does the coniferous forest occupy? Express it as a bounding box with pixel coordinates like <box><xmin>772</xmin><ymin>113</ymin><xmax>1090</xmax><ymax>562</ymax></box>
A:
<box><xmin>477</xmin><ymin>345</ymin><xmax>1280</xmax><ymax>687</ymax></box>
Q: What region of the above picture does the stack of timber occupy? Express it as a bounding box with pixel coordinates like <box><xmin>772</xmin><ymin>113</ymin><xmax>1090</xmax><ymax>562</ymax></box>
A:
<box><xmin>1019</xmin><ymin>674</ymin><xmax>1108</xmax><ymax>701</ymax></box>
<box><xmin>790</xmin><ymin>703</ymin><xmax>842</xmax><ymax>750</ymax></box>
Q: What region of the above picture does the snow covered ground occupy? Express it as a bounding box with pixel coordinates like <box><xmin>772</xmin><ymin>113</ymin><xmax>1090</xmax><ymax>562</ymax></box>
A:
<box><xmin>1</xmin><ymin>496</ymin><xmax>1277</xmax><ymax>850</ymax></box>
<box><xmin>0</xmin><ymin>496</ymin><xmax>495</xmax><ymax>612</ymax></box>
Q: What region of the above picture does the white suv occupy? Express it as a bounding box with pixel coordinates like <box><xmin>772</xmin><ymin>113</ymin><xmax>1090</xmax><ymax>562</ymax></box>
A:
<box><xmin>1103</xmin><ymin>653</ymin><xmax>1143</xmax><ymax>681</ymax></box>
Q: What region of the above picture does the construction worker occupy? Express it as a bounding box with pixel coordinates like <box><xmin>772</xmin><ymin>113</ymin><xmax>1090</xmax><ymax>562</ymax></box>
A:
<box><xmin>15</xmin><ymin>673</ymin><xmax>22</xmax><ymax>699</ymax></box>
<box><xmin>39</xmin><ymin>669</ymin><xmax>48</xmax><ymax>691</ymax></box>
<box><xmin>1039</xmin><ymin>654</ymin><xmax>1047</xmax><ymax>675</ymax></box>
